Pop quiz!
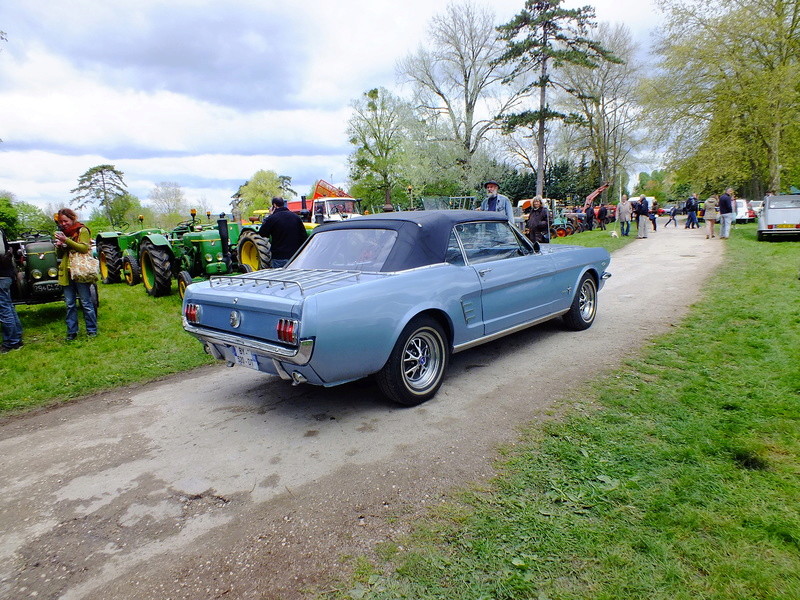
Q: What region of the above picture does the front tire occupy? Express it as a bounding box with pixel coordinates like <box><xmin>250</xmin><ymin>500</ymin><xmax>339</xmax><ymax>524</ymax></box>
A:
<box><xmin>376</xmin><ymin>316</ymin><xmax>449</xmax><ymax>406</ymax></box>
<box><xmin>563</xmin><ymin>273</ymin><xmax>597</xmax><ymax>331</ymax></box>
<box><xmin>122</xmin><ymin>255</ymin><xmax>141</xmax><ymax>286</ymax></box>
<box><xmin>177</xmin><ymin>270</ymin><xmax>193</xmax><ymax>299</ymax></box>
<box><xmin>140</xmin><ymin>241</ymin><xmax>172</xmax><ymax>297</ymax></box>
<box><xmin>98</xmin><ymin>242</ymin><xmax>122</xmax><ymax>284</ymax></box>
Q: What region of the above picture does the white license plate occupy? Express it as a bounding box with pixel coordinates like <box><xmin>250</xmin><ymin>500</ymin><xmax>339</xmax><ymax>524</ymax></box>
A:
<box><xmin>232</xmin><ymin>345</ymin><xmax>258</xmax><ymax>369</ymax></box>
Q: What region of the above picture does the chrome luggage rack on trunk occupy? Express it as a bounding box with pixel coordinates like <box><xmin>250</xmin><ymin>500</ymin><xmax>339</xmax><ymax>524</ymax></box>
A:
<box><xmin>209</xmin><ymin>269</ymin><xmax>374</xmax><ymax>295</ymax></box>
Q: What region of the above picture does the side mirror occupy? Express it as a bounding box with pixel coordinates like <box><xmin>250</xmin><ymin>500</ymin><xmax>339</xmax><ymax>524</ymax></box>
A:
<box><xmin>532</xmin><ymin>241</ymin><xmax>541</xmax><ymax>254</ymax></box>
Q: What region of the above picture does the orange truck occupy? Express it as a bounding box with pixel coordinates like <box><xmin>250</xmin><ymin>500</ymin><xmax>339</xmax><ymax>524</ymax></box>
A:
<box><xmin>286</xmin><ymin>180</ymin><xmax>362</xmax><ymax>226</ymax></box>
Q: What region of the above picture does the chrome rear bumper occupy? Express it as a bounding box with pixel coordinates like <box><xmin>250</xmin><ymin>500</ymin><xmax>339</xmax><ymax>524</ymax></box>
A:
<box><xmin>183</xmin><ymin>320</ymin><xmax>314</xmax><ymax>365</ymax></box>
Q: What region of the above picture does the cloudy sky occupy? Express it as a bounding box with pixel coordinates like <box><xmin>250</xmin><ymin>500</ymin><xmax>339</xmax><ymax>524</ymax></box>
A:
<box><xmin>0</xmin><ymin>0</ymin><xmax>659</xmax><ymax>215</ymax></box>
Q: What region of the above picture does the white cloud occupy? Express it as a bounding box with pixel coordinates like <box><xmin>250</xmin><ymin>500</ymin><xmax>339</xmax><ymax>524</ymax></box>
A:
<box><xmin>1</xmin><ymin>0</ymin><xmax>661</xmax><ymax>216</ymax></box>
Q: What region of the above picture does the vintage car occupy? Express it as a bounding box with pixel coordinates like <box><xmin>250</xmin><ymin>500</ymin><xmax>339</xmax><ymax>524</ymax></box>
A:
<box><xmin>756</xmin><ymin>194</ymin><xmax>800</xmax><ymax>241</ymax></box>
<box><xmin>182</xmin><ymin>211</ymin><xmax>611</xmax><ymax>405</ymax></box>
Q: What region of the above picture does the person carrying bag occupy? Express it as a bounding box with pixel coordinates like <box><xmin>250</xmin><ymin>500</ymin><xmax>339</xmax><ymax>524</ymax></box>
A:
<box><xmin>54</xmin><ymin>208</ymin><xmax>99</xmax><ymax>340</ymax></box>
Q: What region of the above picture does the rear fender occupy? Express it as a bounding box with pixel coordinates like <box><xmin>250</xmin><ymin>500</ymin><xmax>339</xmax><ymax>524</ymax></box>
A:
<box><xmin>96</xmin><ymin>232</ymin><xmax>122</xmax><ymax>245</ymax></box>
<box><xmin>142</xmin><ymin>233</ymin><xmax>173</xmax><ymax>254</ymax></box>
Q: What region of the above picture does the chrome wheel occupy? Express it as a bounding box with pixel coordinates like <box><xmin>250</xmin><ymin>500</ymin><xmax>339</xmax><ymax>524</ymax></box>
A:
<box><xmin>376</xmin><ymin>316</ymin><xmax>449</xmax><ymax>406</ymax></box>
<box><xmin>401</xmin><ymin>328</ymin><xmax>444</xmax><ymax>393</ymax></box>
<box><xmin>578</xmin><ymin>278</ymin><xmax>597</xmax><ymax>322</ymax></box>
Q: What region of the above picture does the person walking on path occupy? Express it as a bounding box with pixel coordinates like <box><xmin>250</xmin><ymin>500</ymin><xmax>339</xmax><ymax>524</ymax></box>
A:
<box><xmin>649</xmin><ymin>200</ymin><xmax>659</xmax><ymax>231</ymax></box>
<box><xmin>665</xmin><ymin>204</ymin><xmax>679</xmax><ymax>227</ymax></box>
<box><xmin>257</xmin><ymin>197</ymin><xmax>308</xmax><ymax>268</ymax></box>
<box><xmin>636</xmin><ymin>195</ymin><xmax>650</xmax><ymax>238</ymax></box>
<box><xmin>477</xmin><ymin>180</ymin><xmax>515</xmax><ymax>225</ymax></box>
<box><xmin>0</xmin><ymin>226</ymin><xmax>24</xmax><ymax>353</ymax></box>
<box><xmin>54</xmin><ymin>208</ymin><xmax>98</xmax><ymax>341</ymax></box>
<box><xmin>525</xmin><ymin>196</ymin><xmax>550</xmax><ymax>243</ymax></box>
<box><xmin>617</xmin><ymin>195</ymin><xmax>632</xmax><ymax>236</ymax></box>
<box><xmin>684</xmin><ymin>193</ymin><xmax>700</xmax><ymax>229</ymax></box>
<box><xmin>718</xmin><ymin>188</ymin><xmax>735</xmax><ymax>239</ymax></box>
<box><xmin>703</xmin><ymin>195</ymin><xmax>719</xmax><ymax>239</ymax></box>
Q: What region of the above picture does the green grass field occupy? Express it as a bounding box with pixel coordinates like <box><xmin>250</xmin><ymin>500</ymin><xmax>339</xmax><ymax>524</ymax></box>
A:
<box><xmin>0</xmin><ymin>282</ymin><xmax>214</xmax><ymax>413</ymax></box>
<box><xmin>328</xmin><ymin>223</ymin><xmax>800</xmax><ymax>599</ymax></box>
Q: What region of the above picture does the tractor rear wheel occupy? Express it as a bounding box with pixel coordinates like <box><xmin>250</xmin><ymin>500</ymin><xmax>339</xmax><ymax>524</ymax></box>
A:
<box><xmin>140</xmin><ymin>241</ymin><xmax>172</xmax><ymax>297</ymax></box>
<box><xmin>177</xmin><ymin>271</ymin><xmax>193</xmax><ymax>299</ymax></box>
<box><xmin>122</xmin><ymin>255</ymin><xmax>141</xmax><ymax>286</ymax></box>
<box><xmin>98</xmin><ymin>242</ymin><xmax>122</xmax><ymax>284</ymax></box>
<box><xmin>237</xmin><ymin>230</ymin><xmax>271</xmax><ymax>271</ymax></box>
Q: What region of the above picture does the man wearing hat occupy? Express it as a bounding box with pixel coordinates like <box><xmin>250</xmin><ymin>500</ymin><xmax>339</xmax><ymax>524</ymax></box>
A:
<box><xmin>477</xmin><ymin>180</ymin><xmax>514</xmax><ymax>225</ymax></box>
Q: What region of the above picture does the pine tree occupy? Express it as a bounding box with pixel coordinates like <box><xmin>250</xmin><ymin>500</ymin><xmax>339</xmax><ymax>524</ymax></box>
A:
<box><xmin>71</xmin><ymin>165</ymin><xmax>128</xmax><ymax>229</ymax></box>
<box><xmin>496</xmin><ymin>0</ymin><xmax>619</xmax><ymax>196</ymax></box>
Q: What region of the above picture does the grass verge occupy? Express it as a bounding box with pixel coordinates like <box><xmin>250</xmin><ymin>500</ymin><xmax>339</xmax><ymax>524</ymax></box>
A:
<box><xmin>0</xmin><ymin>283</ymin><xmax>213</xmax><ymax>413</ymax></box>
<box><xmin>329</xmin><ymin>223</ymin><xmax>800</xmax><ymax>599</ymax></box>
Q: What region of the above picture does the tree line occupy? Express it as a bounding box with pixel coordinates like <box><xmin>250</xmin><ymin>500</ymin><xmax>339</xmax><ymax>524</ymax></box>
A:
<box><xmin>347</xmin><ymin>0</ymin><xmax>800</xmax><ymax>209</ymax></box>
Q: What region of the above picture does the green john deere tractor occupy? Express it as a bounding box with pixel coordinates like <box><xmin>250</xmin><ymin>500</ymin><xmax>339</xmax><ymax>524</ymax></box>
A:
<box><xmin>135</xmin><ymin>212</ymin><xmax>269</xmax><ymax>298</ymax></box>
<box><xmin>96</xmin><ymin>224</ymin><xmax>166</xmax><ymax>286</ymax></box>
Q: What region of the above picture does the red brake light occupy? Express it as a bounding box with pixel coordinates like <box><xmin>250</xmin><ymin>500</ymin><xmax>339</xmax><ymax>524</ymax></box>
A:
<box><xmin>184</xmin><ymin>303</ymin><xmax>200</xmax><ymax>323</ymax></box>
<box><xmin>277</xmin><ymin>319</ymin><xmax>298</xmax><ymax>344</ymax></box>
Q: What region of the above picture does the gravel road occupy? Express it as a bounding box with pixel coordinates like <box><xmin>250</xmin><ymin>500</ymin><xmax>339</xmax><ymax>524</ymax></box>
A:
<box><xmin>0</xmin><ymin>221</ymin><xmax>722</xmax><ymax>599</ymax></box>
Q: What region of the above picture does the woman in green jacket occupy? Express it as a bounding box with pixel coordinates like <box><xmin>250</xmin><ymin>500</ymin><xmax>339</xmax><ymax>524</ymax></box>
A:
<box><xmin>54</xmin><ymin>208</ymin><xmax>98</xmax><ymax>340</ymax></box>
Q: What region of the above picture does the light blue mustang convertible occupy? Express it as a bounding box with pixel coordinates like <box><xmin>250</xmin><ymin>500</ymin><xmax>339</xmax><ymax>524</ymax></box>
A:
<box><xmin>182</xmin><ymin>210</ymin><xmax>611</xmax><ymax>405</ymax></box>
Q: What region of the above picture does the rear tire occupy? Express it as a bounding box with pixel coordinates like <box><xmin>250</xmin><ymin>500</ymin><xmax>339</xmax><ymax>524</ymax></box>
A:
<box><xmin>563</xmin><ymin>273</ymin><xmax>597</xmax><ymax>331</ymax></box>
<box><xmin>376</xmin><ymin>316</ymin><xmax>449</xmax><ymax>406</ymax></box>
<box><xmin>98</xmin><ymin>242</ymin><xmax>122</xmax><ymax>284</ymax></box>
<box><xmin>140</xmin><ymin>241</ymin><xmax>172</xmax><ymax>297</ymax></box>
<box><xmin>237</xmin><ymin>230</ymin><xmax>272</xmax><ymax>271</ymax></box>
<box><xmin>123</xmin><ymin>255</ymin><xmax>141</xmax><ymax>286</ymax></box>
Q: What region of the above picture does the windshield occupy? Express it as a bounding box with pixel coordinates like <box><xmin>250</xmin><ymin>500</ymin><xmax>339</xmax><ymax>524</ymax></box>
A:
<box><xmin>768</xmin><ymin>196</ymin><xmax>800</xmax><ymax>209</ymax></box>
<box><xmin>316</xmin><ymin>199</ymin><xmax>359</xmax><ymax>215</ymax></box>
<box><xmin>289</xmin><ymin>228</ymin><xmax>397</xmax><ymax>271</ymax></box>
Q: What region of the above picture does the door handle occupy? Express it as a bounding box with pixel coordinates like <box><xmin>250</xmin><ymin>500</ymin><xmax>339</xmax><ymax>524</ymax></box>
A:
<box><xmin>478</xmin><ymin>268</ymin><xmax>492</xmax><ymax>276</ymax></box>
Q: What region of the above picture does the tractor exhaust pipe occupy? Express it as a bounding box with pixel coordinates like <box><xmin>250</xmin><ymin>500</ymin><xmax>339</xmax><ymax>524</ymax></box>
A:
<box><xmin>218</xmin><ymin>218</ymin><xmax>231</xmax><ymax>268</ymax></box>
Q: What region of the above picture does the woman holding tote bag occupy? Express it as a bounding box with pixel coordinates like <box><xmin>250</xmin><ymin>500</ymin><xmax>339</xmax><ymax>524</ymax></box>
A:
<box><xmin>54</xmin><ymin>208</ymin><xmax>98</xmax><ymax>341</ymax></box>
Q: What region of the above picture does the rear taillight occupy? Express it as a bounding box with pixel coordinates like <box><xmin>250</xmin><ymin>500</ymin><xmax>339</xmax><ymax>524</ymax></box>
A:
<box><xmin>185</xmin><ymin>303</ymin><xmax>201</xmax><ymax>323</ymax></box>
<box><xmin>277</xmin><ymin>319</ymin><xmax>298</xmax><ymax>344</ymax></box>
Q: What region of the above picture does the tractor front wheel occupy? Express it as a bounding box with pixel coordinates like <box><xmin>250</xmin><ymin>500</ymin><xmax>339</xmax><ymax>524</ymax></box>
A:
<box><xmin>122</xmin><ymin>255</ymin><xmax>141</xmax><ymax>286</ymax></box>
<box><xmin>237</xmin><ymin>230</ymin><xmax>272</xmax><ymax>271</ymax></box>
<box><xmin>177</xmin><ymin>271</ymin><xmax>193</xmax><ymax>299</ymax></box>
<box><xmin>140</xmin><ymin>241</ymin><xmax>172</xmax><ymax>297</ymax></box>
<box><xmin>98</xmin><ymin>242</ymin><xmax>122</xmax><ymax>284</ymax></box>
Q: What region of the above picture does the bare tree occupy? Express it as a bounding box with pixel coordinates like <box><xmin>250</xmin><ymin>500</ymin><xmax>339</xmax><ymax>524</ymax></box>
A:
<box><xmin>557</xmin><ymin>23</ymin><xmax>643</xmax><ymax>200</ymax></box>
<box><xmin>148</xmin><ymin>182</ymin><xmax>187</xmax><ymax>225</ymax></box>
<box><xmin>397</xmin><ymin>1</ymin><xmax>529</xmax><ymax>189</ymax></box>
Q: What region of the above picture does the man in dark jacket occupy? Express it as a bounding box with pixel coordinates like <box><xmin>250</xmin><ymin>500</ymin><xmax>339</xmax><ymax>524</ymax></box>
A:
<box><xmin>0</xmin><ymin>227</ymin><xmax>24</xmax><ymax>352</ymax></box>
<box><xmin>257</xmin><ymin>197</ymin><xmax>308</xmax><ymax>268</ymax></box>
<box><xmin>597</xmin><ymin>204</ymin><xmax>608</xmax><ymax>230</ymax></box>
<box><xmin>684</xmin><ymin>193</ymin><xmax>699</xmax><ymax>229</ymax></box>
<box><xmin>718</xmin><ymin>188</ymin><xmax>735</xmax><ymax>239</ymax></box>
<box><xmin>636</xmin><ymin>195</ymin><xmax>650</xmax><ymax>238</ymax></box>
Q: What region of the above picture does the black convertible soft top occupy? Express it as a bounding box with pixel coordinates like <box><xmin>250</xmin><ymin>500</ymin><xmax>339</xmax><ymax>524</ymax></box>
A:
<box><xmin>310</xmin><ymin>210</ymin><xmax>509</xmax><ymax>272</ymax></box>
